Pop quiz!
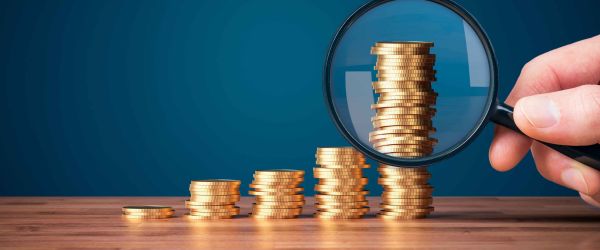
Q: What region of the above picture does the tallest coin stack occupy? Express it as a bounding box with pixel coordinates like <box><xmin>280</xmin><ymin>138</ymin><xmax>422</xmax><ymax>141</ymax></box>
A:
<box><xmin>370</xmin><ymin>41</ymin><xmax>437</xmax><ymax>219</ymax></box>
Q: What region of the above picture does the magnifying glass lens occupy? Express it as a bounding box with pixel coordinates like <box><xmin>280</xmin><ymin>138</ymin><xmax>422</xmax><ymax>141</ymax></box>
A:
<box><xmin>327</xmin><ymin>0</ymin><xmax>495</xmax><ymax>165</ymax></box>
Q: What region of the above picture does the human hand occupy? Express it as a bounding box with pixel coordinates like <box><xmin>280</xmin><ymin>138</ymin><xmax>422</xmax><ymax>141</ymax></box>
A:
<box><xmin>489</xmin><ymin>35</ymin><xmax>600</xmax><ymax>207</ymax></box>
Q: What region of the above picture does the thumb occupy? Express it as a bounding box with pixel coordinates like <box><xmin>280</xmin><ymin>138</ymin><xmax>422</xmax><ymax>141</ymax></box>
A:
<box><xmin>513</xmin><ymin>84</ymin><xmax>600</xmax><ymax>146</ymax></box>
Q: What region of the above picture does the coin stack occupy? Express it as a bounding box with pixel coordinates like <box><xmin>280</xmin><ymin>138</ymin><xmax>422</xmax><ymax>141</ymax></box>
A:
<box><xmin>370</xmin><ymin>41</ymin><xmax>437</xmax><ymax>219</ymax></box>
<box><xmin>122</xmin><ymin>205</ymin><xmax>174</xmax><ymax>219</ymax></box>
<box><xmin>369</xmin><ymin>41</ymin><xmax>438</xmax><ymax>158</ymax></box>
<box><xmin>186</xmin><ymin>179</ymin><xmax>241</xmax><ymax>219</ymax></box>
<box><xmin>377</xmin><ymin>164</ymin><xmax>434</xmax><ymax>219</ymax></box>
<box><xmin>314</xmin><ymin>147</ymin><xmax>370</xmax><ymax>219</ymax></box>
<box><xmin>249</xmin><ymin>169</ymin><xmax>305</xmax><ymax>219</ymax></box>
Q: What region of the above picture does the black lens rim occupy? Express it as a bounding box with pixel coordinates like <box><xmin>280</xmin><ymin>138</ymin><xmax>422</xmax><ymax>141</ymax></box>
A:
<box><xmin>323</xmin><ymin>0</ymin><xmax>498</xmax><ymax>167</ymax></box>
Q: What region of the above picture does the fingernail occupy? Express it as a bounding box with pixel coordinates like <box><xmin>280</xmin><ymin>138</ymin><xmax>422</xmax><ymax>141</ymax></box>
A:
<box><xmin>561</xmin><ymin>168</ymin><xmax>589</xmax><ymax>193</ymax></box>
<box><xmin>519</xmin><ymin>96</ymin><xmax>560</xmax><ymax>128</ymax></box>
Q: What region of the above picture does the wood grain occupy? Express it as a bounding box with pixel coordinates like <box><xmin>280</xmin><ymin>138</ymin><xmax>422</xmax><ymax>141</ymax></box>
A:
<box><xmin>0</xmin><ymin>197</ymin><xmax>599</xmax><ymax>249</ymax></box>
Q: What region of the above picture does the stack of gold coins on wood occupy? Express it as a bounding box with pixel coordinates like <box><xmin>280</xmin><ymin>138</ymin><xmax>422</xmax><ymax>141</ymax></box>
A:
<box><xmin>314</xmin><ymin>147</ymin><xmax>370</xmax><ymax>219</ymax></box>
<box><xmin>377</xmin><ymin>164</ymin><xmax>434</xmax><ymax>219</ymax></box>
<box><xmin>369</xmin><ymin>41</ymin><xmax>438</xmax><ymax>158</ymax></box>
<box><xmin>249</xmin><ymin>169</ymin><xmax>305</xmax><ymax>219</ymax></box>
<box><xmin>186</xmin><ymin>179</ymin><xmax>241</xmax><ymax>219</ymax></box>
<box><xmin>122</xmin><ymin>205</ymin><xmax>174</xmax><ymax>219</ymax></box>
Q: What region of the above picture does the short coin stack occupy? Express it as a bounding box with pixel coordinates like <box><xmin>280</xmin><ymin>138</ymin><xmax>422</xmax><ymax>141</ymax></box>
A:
<box><xmin>186</xmin><ymin>179</ymin><xmax>241</xmax><ymax>219</ymax></box>
<box><xmin>314</xmin><ymin>147</ymin><xmax>370</xmax><ymax>219</ymax></box>
<box><xmin>249</xmin><ymin>169</ymin><xmax>305</xmax><ymax>219</ymax></box>
<box><xmin>377</xmin><ymin>164</ymin><xmax>434</xmax><ymax>219</ymax></box>
<box><xmin>369</xmin><ymin>41</ymin><xmax>438</xmax><ymax>158</ymax></box>
<box><xmin>122</xmin><ymin>205</ymin><xmax>174</xmax><ymax>219</ymax></box>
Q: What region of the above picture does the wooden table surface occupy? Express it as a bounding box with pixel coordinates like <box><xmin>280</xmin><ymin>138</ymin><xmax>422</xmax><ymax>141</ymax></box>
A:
<box><xmin>1</xmin><ymin>197</ymin><xmax>599</xmax><ymax>249</ymax></box>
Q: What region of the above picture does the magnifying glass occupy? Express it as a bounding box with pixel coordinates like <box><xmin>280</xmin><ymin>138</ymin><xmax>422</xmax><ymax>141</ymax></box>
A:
<box><xmin>323</xmin><ymin>0</ymin><xmax>600</xmax><ymax>170</ymax></box>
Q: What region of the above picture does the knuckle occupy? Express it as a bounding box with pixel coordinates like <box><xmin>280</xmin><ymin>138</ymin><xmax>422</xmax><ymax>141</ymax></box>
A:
<box><xmin>576</xmin><ymin>85</ymin><xmax>600</xmax><ymax>128</ymax></box>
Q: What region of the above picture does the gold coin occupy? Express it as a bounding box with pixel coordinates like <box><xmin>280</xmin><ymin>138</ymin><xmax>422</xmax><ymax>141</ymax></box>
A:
<box><xmin>377</xmin><ymin>54</ymin><xmax>435</xmax><ymax>59</ymax></box>
<box><xmin>317</xmin><ymin>190</ymin><xmax>369</xmax><ymax>196</ymax></box>
<box><xmin>316</xmin><ymin>153</ymin><xmax>365</xmax><ymax>159</ymax></box>
<box><xmin>385</xmin><ymin>152</ymin><xmax>430</xmax><ymax>158</ymax></box>
<box><xmin>123</xmin><ymin>211</ymin><xmax>175</xmax><ymax>217</ymax></box>
<box><xmin>189</xmin><ymin>190</ymin><xmax>240</xmax><ymax>196</ymax></box>
<box><xmin>315</xmin><ymin>194</ymin><xmax>367</xmax><ymax>202</ymax></box>
<box><xmin>251</xmin><ymin>179</ymin><xmax>303</xmax><ymax>185</ymax></box>
<box><xmin>374</xmin><ymin>65</ymin><xmax>434</xmax><ymax>71</ymax></box>
<box><xmin>190</xmin><ymin>179</ymin><xmax>241</xmax><ymax>187</ymax></box>
<box><xmin>369</xmin><ymin>133</ymin><xmax>433</xmax><ymax>143</ymax></box>
<box><xmin>122</xmin><ymin>205</ymin><xmax>173</xmax><ymax>213</ymax></box>
<box><xmin>250</xmin><ymin>214</ymin><xmax>298</xmax><ymax>219</ymax></box>
<box><xmin>376</xmin><ymin>69</ymin><xmax>436</xmax><ymax>74</ymax></box>
<box><xmin>382</xmin><ymin>192</ymin><xmax>433</xmax><ymax>199</ymax></box>
<box><xmin>252</xmin><ymin>207</ymin><xmax>302</xmax><ymax>213</ymax></box>
<box><xmin>381</xmin><ymin>206</ymin><xmax>434</xmax><ymax>213</ymax></box>
<box><xmin>189</xmin><ymin>206</ymin><xmax>240</xmax><ymax>214</ymax></box>
<box><xmin>313</xmin><ymin>167</ymin><xmax>362</xmax><ymax>174</ymax></box>
<box><xmin>371</xmin><ymin>114</ymin><xmax>431</xmax><ymax>122</ymax></box>
<box><xmin>380</xmin><ymin>204</ymin><xmax>431</xmax><ymax>210</ymax></box>
<box><xmin>256</xmin><ymin>195</ymin><xmax>305</xmax><ymax>202</ymax></box>
<box><xmin>373</xmin><ymin>102</ymin><xmax>433</xmax><ymax>109</ymax></box>
<box><xmin>254</xmin><ymin>169</ymin><xmax>304</xmax><ymax>177</ymax></box>
<box><xmin>376</xmin><ymin>61</ymin><xmax>435</xmax><ymax>67</ymax></box>
<box><xmin>370</xmin><ymin>124</ymin><xmax>435</xmax><ymax>131</ymax></box>
<box><xmin>318</xmin><ymin>207</ymin><xmax>370</xmax><ymax>213</ymax></box>
<box><xmin>376</xmin><ymin>213</ymin><xmax>427</xmax><ymax>220</ymax></box>
<box><xmin>316</xmin><ymin>164</ymin><xmax>370</xmax><ymax>169</ymax></box>
<box><xmin>251</xmin><ymin>187</ymin><xmax>303</xmax><ymax>192</ymax></box>
<box><xmin>123</xmin><ymin>214</ymin><xmax>173</xmax><ymax>219</ymax></box>
<box><xmin>374</xmin><ymin>96</ymin><xmax>437</xmax><ymax>105</ymax></box>
<box><xmin>377</xmin><ymin>76</ymin><xmax>436</xmax><ymax>82</ymax></box>
<box><xmin>372</xmin><ymin>119</ymin><xmax>432</xmax><ymax>128</ymax></box>
<box><xmin>377</xmin><ymin>56</ymin><xmax>436</xmax><ymax>62</ymax></box>
<box><xmin>319</xmin><ymin>177</ymin><xmax>368</xmax><ymax>185</ymax></box>
<box><xmin>372</xmin><ymin>139</ymin><xmax>436</xmax><ymax>148</ymax></box>
<box><xmin>315</xmin><ymin>200</ymin><xmax>368</xmax><ymax>207</ymax></box>
<box><xmin>372</xmin><ymin>102</ymin><xmax>435</xmax><ymax>110</ymax></box>
<box><xmin>185</xmin><ymin>203</ymin><xmax>236</xmax><ymax>209</ymax></box>
<box><xmin>369</xmin><ymin>129</ymin><xmax>433</xmax><ymax>137</ymax></box>
<box><xmin>316</xmin><ymin>147</ymin><xmax>358</xmax><ymax>153</ymax></box>
<box><xmin>314</xmin><ymin>173</ymin><xmax>364</xmax><ymax>179</ymax></box>
<box><xmin>249</xmin><ymin>190</ymin><xmax>303</xmax><ymax>196</ymax></box>
<box><xmin>252</xmin><ymin>203</ymin><xmax>303</xmax><ymax>209</ymax></box>
<box><xmin>249</xmin><ymin>183</ymin><xmax>300</xmax><ymax>189</ymax></box>
<box><xmin>374</xmin><ymin>41</ymin><xmax>434</xmax><ymax>48</ymax></box>
<box><xmin>380</xmin><ymin>198</ymin><xmax>433</xmax><ymax>206</ymax></box>
<box><xmin>314</xmin><ymin>213</ymin><xmax>364</xmax><ymax>219</ymax></box>
<box><xmin>370</xmin><ymin>134</ymin><xmax>434</xmax><ymax>142</ymax></box>
<box><xmin>316</xmin><ymin>210</ymin><xmax>367</xmax><ymax>216</ymax></box>
<box><xmin>189</xmin><ymin>195</ymin><xmax>240</xmax><ymax>202</ymax></box>
<box><xmin>373</xmin><ymin>81</ymin><xmax>434</xmax><ymax>89</ymax></box>
<box><xmin>375</xmin><ymin>148</ymin><xmax>434</xmax><ymax>155</ymax></box>
<box><xmin>187</xmin><ymin>214</ymin><xmax>234</xmax><ymax>219</ymax></box>
<box><xmin>370</xmin><ymin>47</ymin><xmax>430</xmax><ymax>55</ymax></box>
<box><xmin>375</xmin><ymin>107</ymin><xmax>436</xmax><ymax>115</ymax></box>
<box><xmin>315</xmin><ymin>183</ymin><xmax>366</xmax><ymax>189</ymax></box>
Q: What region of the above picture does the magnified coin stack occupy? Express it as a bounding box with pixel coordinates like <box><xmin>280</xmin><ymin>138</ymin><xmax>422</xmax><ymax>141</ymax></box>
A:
<box><xmin>122</xmin><ymin>205</ymin><xmax>174</xmax><ymax>219</ymax></box>
<box><xmin>377</xmin><ymin>164</ymin><xmax>434</xmax><ymax>219</ymax></box>
<box><xmin>249</xmin><ymin>169</ymin><xmax>305</xmax><ymax>219</ymax></box>
<box><xmin>369</xmin><ymin>41</ymin><xmax>438</xmax><ymax>158</ymax></box>
<box><xmin>314</xmin><ymin>147</ymin><xmax>370</xmax><ymax>219</ymax></box>
<box><xmin>186</xmin><ymin>179</ymin><xmax>241</xmax><ymax>219</ymax></box>
<box><xmin>370</xmin><ymin>41</ymin><xmax>437</xmax><ymax>219</ymax></box>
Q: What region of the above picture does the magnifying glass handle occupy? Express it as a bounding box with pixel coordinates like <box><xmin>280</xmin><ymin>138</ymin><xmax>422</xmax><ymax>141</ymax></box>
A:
<box><xmin>491</xmin><ymin>102</ymin><xmax>600</xmax><ymax>171</ymax></box>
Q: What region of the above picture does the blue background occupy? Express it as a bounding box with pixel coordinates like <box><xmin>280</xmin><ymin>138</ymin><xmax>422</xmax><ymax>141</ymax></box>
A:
<box><xmin>1</xmin><ymin>0</ymin><xmax>599</xmax><ymax>196</ymax></box>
